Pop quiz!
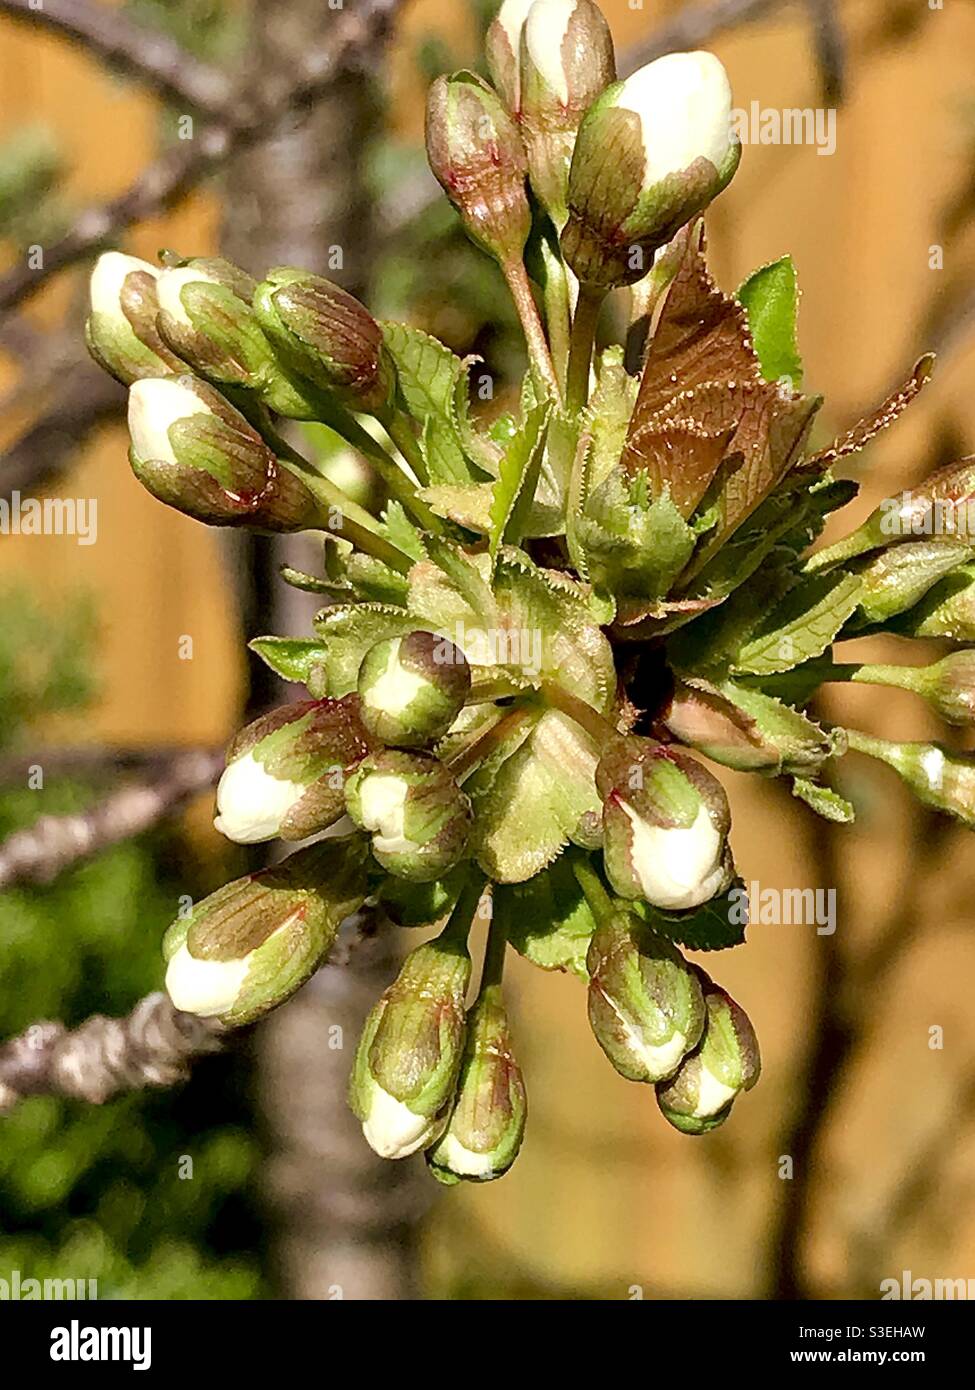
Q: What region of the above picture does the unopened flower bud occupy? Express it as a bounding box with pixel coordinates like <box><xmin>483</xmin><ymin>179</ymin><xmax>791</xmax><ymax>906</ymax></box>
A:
<box><xmin>519</xmin><ymin>0</ymin><xmax>617</xmax><ymax>227</ymax></box>
<box><xmin>597</xmin><ymin>737</ymin><xmax>733</xmax><ymax>910</ymax></box>
<box><xmin>485</xmin><ymin>0</ymin><xmax>535</xmax><ymax>112</ymax></box>
<box><xmin>86</xmin><ymin>251</ymin><xmax>184</xmax><ymax>384</ymax></box>
<box><xmin>357</xmin><ymin>630</ymin><xmax>471</xmax><ymax>748</ymax></box>
<box><xmin>426</xmin><ymin>71</ymin><xmax>532</xmax><ymax>267</ymax></box>
<box><xmin>847</xmin><ymin>730</ymin><xmax>975</xmax><ymax>829</ymax></box>
<box><xmin>809</xmin><ymin>451</ymin><xmax>975</xmax><ymax>572</ymax></box>
<box><xmin>661</xmin><ymin>678</ymin><xmax>831</xmax><ymax>774</ymax></box>
<box><xmin>427</xmin><ymin>986</ymin><xmax>527</xmax><ymax>1184</ymax></box>
<box><xmin>253</xmin><ymin>269</ymin><xmax>395</xmax><ymax>413</ymax></box>
<box><xmin>127</xmin><ymin>374</ymin><xmax>319</xmax><ymax>530</ymax></box>
<box><xmin>349</xmin><ymin>932</ymin><xmax>472</xmax><ymax>1158</ymax></box>
<box><xmin>586</xmin><ymin>910</ymin><xmax>705</xmax><ymax>1083</ymax></box>
<box><xmin>562</xmin><ymin>52</ymin><xmax>740</xmax><ymax>287</ymax></box>
<box><xmin>163</xmin><ymin>838</ymin><xmax>368</xmax><ymax>1026</ymax></box>
<box><xmin>851</xmin><ymin>652</ymin><xmax>975</xmax><ymax>728</ymax></box>
<box><xmin>214</xmin><ymin>696</ymin><xmax>374</xmax><ymax>844</ymax></box>
<box><xmin>897</xmin><ymin>562</ymin><xmax>975</xmax><ymax>641</ymax></box>
<box><xmin>656</xmin><ymin>975</ymin><xmax>760</xmax><ymax>1134</ymax></box>
<box><xmin>855</xmin><ymin>538</ymin><xmax>974</xmax><ymax>625</ymax></box>
<box><xmin>345</xmin><ymin>750</ymin><xmax>473</xmax><ymax>881</ymax></box>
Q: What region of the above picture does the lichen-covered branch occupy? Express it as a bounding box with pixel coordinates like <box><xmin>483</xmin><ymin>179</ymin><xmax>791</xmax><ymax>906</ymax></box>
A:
<box><xmin>0</xmin><ymin>747</ymin><xmax>223</xmax><ymax>889</ymax></box>
<box><xmin>0</xmin><ymin>0</ymin><xmax>406</xmax><ymax>314</ymax></box>
<box><xmin>0</xmin><ymin>992</ymin><xmax>223</xmax><ymax>1112</ymax></box>
<box><xmin>0</xmin><ymin>0</ymin><xmax>235</xmax><ymax>115</ymax></box>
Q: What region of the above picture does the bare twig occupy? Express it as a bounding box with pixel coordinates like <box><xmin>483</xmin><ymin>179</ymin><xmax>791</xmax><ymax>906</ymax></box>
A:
<box><xmin>0</xmin><ymin>746</ymin><xmax>223</xmax><ymax>889</ymax></box>
<box><xmin>0</xmin><ymin>911</ymin><xmax>381</xmax><ymax>1115</ymax></box>
<box><xmin>625</xmin><ymin>0</ymin><xmax>791</xmax><ymax>67</ymax></box>
<box><xmin>803</xmin><ymin>0</ymin><xmax>846</xmax><ymax>106</ymax></box>
<box><xmin>0</xmin><ymin>0</ymin><xmax>406</xmax><ymax>315</ymax></box>
<box><xmin>1</xmin><ymin>355</ymin><xmax>124</xmax><ymax>499</ymax></box>
<box><xmin>0</xmin><ymin>744</ymin><xmax>220</xmax><ymax>785</ymax></box>
<box><xmin>0</xmin><ymin>992</ymin><xmax>224</xmax><ymax>1112</ymax></box>
<box><xmin>0</xmin><ymin>0</ymin><xmax>235</xmax><ymax>115</ymax></box>
<box><xmin>765</xmin><ymin>806</ymin><xmax>946</xmax><ymax>1298</ymax></box>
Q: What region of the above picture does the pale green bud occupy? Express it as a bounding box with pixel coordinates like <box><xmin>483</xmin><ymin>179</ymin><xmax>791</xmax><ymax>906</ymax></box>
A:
<box><xmin>344</xmin><ymin>749</ymin><xmax>473</xmax><ymax>881</ymax></box>
<box><xmin>357</xmin><ymin>630</ymin><xmax>471</xmax><ymax>748</ymax></box>
<box><xmin>348</xmin><ymin>935</ymin><xmax>471</xmax><ymax>1158</ymax></box>
<box><xmin>426</xmin><ymin>71</ymin><xmax>532</xmax><ymax>267</ymax></box>
<box><xmin>519</xmin><ymin>0</ymin><xmax>616</xmax><ymax>227</ymax></box>
<box><xmin>253</xmin><ymin>269</ymin><xmax>395</xmax><ymax>413</ymax></box>
<box><xmin>427</xmin><ymin>986</ymin><xmax>527</xmax><ymax>1184</ymax></box>
<box><xmin>656</xmin><ymin>975</ymin><xmax>760</xmax><ymax>1134</ymax></box>
<box><xmin>597</xmin><ymin>737</ymin><xmax>733</xmax><ymax>910</ymax></box>
<box><xmin>562</xmin><ymin>52</ymin><xmax>740</xmax><ymax>287</ymax></box>
<box><xmin>586</xmin><ymin>910</ymin><xmax>705</xmax><ymax>1083</ymax></box>
<box><xmin>86</xmin><ymin>251</ymin><xmax>185</xmax><ymax>384</ymax></box>
<box><xmin>162</xmin><ymin>838</ymin><xmax>368</xmax><ymax>1027</ymax></box>
<box><xmin>127</xmin><ymin>374</ymin><xmax>320</xmax><ymax>530</ymax></box>
<box><xmin>214</xmin><ymin>696</ymin><xmax>374</xmax><ymax>844</ymax></box>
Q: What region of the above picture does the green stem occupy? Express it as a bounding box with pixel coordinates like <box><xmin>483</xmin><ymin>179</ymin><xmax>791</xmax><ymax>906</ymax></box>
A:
<box><xmin>502</xmin><ymin>258</ymin><xmax>561</xmax><ymax>403</ymax></box>
<box><xmin>448</xmin><ymin>705</ymin><xmax>537</xmax><ymax>783</ymax></box>
<box><xmin>323</xmin><ymin>403</ymin><xmax>442</xmax><ymax>534</ymax></box>
<box><xmin>273</xmin><ymin>442</ymin><xmax>414</xmax><ymax>576</ymax></box>
<box><xmin>572</xmin><ymin>857</ymin><xmax>615</xmax><ymax>926</ymax></box>
<box><xmin>380</xmin><ymin>407</ymin><xmax>432</xmax><ymax>489</ymax></box>
<box><xmin>465</xmin><ymin>673</ymin><xmax>529</xmax><ymax>704</ymax></box>
<box><xmin>541</xmin><ymin>681</ymin><xmax>616</xmax><ymax>747</ymax></box>
<box><xmin>438</xmin><ymin>869</ymin><xmax>487</xmax><ymax>951</ymax></box>
<box><xmin>539</xmin><ymin>238</ymin><xmax>571</xmax><ymax>396</ymax></box>
<box><xmin>479</xmin><ymin>899</ymin><xmax>508</xmax><ymax>993</ymax></box>
<box><xmin>565</xmin><ymin>284</ymin><xmax>605</xmax><ymax>417</ymax></box>
<box><xmin>820</xmin><ymin>662</ymin><xmax>930</xmax><ymax>696</ymax></box>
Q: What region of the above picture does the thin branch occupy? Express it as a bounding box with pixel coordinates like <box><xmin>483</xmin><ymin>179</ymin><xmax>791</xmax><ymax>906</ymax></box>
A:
<box><xmin>625</xmin><ymin>0</ymin><xmax>792</xmax><ymax>68</ymax></box>
<box><xmin>803</xmin><ymin>0</ymin><xmax>846</xmax><ymax>106</ymax></box>
<box><xmin>0</xmin><ymin>992</ymin><xmax>223</xmax><ymax>1112</ymax></box>
<box><xmin>764</xmin><ymin>805</ymin><xmax>945</xmax><ymax>1298</ymax></box>
<box><xmin>0</xmin><ymin>0</ymin><xmax>406</xmax><ymax>315</ymax></box>
<box><xmin>1</xmin><ymin>355</ymin><xmax>124</xmax><ymax>499</ymax></box>
<box><xmin>0</xmin><ymin>746</ymin><xmax>224</xmax><ymax>889</ymax></box>
<box><xmin>0</xmin><ymin>911</ymin><xmax>381</xmax><ymax>1114</ymax></box>
<box><xmin>0</xmin><ymin>0</ymin><xmax>235</xmax><ymax>116</ymax></box>
<box><xmin>0</xmin><ymin>744</ymin><xmax>218</xmax><ymax>785</ymax></box>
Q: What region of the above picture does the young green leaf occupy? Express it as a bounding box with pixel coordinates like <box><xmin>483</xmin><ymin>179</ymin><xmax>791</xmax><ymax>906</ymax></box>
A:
<box><xmin>737</xmin><ymin>255</ymin><xmax>803</xmax><ymax>390</ymax></box>
<box><xmin>792</xmin><ymin>777</ymin><xmax>856</xmax><ymax>823</ymax></box>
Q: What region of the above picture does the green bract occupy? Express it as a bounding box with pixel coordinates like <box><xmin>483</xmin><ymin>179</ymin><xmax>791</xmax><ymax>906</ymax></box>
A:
<box><xmin>88</xmin><ymin>0</ymin><xmax>965</xmax><ymax>1185</ymax></box>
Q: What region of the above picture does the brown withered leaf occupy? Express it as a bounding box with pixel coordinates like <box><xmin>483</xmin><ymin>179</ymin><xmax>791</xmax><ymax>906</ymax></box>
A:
<box><xmin>610</xmin><ymin>593</ymin><xmax>725</xmax><ymax>640</ymax></box>
<box><xmin>624</xmin><ymin>220</ymin><xmax>820</xmax><ymax>557</ymax></box>
<box><xmin>627</xmin><ymin>220</ymin><xmax>761</xmax><ymax>431</ymax></box>
<box><xmin>690</xmin><ymin>382</ymin><xmax>821</xmax><ymax>569</ymax></box>
<box><xmin>622</xmin><ymin>383</ymin><xmax>742</xmax><ymax>515</ymax></box>
<box><xmin>805</xmin><ymin>354</ymin><xmax>936</xmax><ymax>470</ymax></box>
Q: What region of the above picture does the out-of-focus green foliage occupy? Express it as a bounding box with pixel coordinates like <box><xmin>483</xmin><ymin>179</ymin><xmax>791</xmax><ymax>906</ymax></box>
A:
<box><xmin>0</xmin><ymin>589</ymin><xmax>265</xmax><ymax>1299</ymax></box>
<box><xmin>0</xmin><ymin>126</ymin><xmax>68</xmax><ymax>251</ymax></box>
<box><xmin>124</xmin><ymin>0</ymin><xmax>246</xmax><ymax>66</ymax></box>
